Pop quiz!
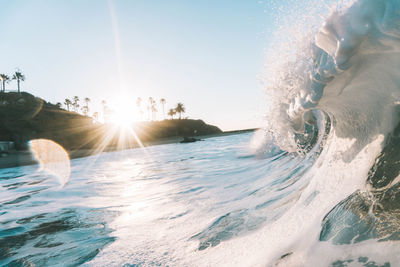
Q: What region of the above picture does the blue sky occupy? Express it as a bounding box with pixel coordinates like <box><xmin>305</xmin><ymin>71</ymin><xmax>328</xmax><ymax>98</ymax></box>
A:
<box><xmin>0</xmin><ymin>0</ymin><xmax>317</xmax><ymax>130</ymax></box>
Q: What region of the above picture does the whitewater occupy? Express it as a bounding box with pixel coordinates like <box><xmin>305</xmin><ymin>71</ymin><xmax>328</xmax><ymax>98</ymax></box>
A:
<box><xmin>2</xmin><ymin>0</ymin><xmax>400</xmax><ymax>266</ymax></box>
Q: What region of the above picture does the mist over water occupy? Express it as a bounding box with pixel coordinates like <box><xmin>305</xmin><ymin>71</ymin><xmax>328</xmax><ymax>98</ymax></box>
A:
<box><xmin>2</xmin><ymin>0</ymin><xmax>400</xmax><ymax>266</ymax></box>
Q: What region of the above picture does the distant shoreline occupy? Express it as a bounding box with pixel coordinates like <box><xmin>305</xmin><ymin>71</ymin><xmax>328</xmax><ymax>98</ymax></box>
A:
<box><xmin>0</xmin><ymin>128</ymin><xmax>257</xmax><ymax>169</ymax></box>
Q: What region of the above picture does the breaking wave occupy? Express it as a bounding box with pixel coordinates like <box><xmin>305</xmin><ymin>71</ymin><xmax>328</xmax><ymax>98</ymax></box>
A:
<box><xmin>200</xmin><ymin>0</ymin><xmax>400</xmax><ymax>265</ymax></box>
<box><xmin>249</xmin><ymin>0</ymin><xmax>400</xmax><ymax>265</ymax></box>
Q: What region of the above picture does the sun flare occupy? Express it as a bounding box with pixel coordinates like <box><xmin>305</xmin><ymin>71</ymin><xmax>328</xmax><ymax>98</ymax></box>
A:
<box><xmin>108</xmin><ymin>97</ymin><xmax>140</xmax><ymax>128</ymax></box>
<box><xmin>110</xmin><ymin>109</ymin><xmax>135</xmax><ymax>128</ymax></box>
<box><xmin>101</xmin><ymin>95</ymin><xmax>146</xmax><ymax>151</ymax></box>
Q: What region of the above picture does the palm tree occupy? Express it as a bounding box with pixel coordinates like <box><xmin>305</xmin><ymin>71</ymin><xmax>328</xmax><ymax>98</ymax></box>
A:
<box><xmin>146</xmin><ymin>105</ymin><xmax>151</xmax><ymax>121</ymax></box>
<box><xmin>55</xmin><ymin>102</ymin><xmax>62</xmax><ymax>109</ymax></box>
<box><xmin>81</xmin><ymin>105</ymin><xmax>89</xmax><ymax>116</ymax></box>
<box><xmin>101</xmin><ymin>100</ymin><xmax>107</xmax><ymax>112</ymax></box>
<box><xmin>12</xmin><ymin>71</ymin><xmax>25</xmax><ymax>93</ymax></box>
<box><xmin>168</xmin><ymin>108</ymin><xmax>176</xmax><ymax>120</ymax></box>
<box><xmin>84</xmin><ymin>97</ymin><xmax>91</xmax><ymax>114</ymax></box>
<box><xmin>101</xmin><ymin>100</ymin><xmax>109</xmax><ymax>122</ymax></box>
<box><xmin>73</xmin><ymin>96</ymin><xmax>80</xmax><ymax>112</ymax></box>
<box><xmin>92</xmin><ymin>111</ymin><xmax>99</xmax><ymax>121</ymax></box>
<box><xmin>0</xmin><ymin>74</ymin><xmax>10</xmax><ymax>92</ymax></box>
<box><xmin>136</xmin><ymin>97</ymin><xmax>143</xmax><ymax>120</ymax></box>
<box><xmin>148</xmin><ymin>97</ymin><xmax>155</xmax><ymax>121</ymax></box>
<box><xmin>160</xmin><ymin>98</ymin><xmax>166</xmax><ymax>120</ymax></box>
<box><xmin>64</xmin><ymin>98</ymin><xmax>72</xmax><ymax>111</ymax></box>
<box><xmin>151</xmin><ymin>103</ymin><xmax>158</xmax><ymax>121</ymax></box>
<box><xmin>175</xmin><ymin>103</ymin><xmax>185</xmax><ymax>119</ymax></box>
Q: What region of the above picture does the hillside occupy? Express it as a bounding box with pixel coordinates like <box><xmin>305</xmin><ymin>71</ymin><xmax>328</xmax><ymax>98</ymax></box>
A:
<box><xmin>0</xmin><ymin>92</ymin><xmax>222</xmax><ymax>151</ymax></box>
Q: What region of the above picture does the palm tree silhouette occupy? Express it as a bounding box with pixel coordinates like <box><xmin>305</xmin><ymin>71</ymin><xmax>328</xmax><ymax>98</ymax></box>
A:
<box><xmin>175</xmin><ymin>103</ymin><xmax>185</xmax><ymax>119</ymax></box>
<box><xmin>160</xmin><ymin>98</ymin><xmax>166</xmax><ymax>120</ymax></box>
<box><xmin>12</xmin><ymin>71</ymin><xmax>25</xmax><ymax>93</ymax></box>
<box><xmin>148</xmin><ymin>97</ymin><xmax>156</xmax><ymax>121</ymax></box>
<box><xmin>151</xmin><ymin>103</ymin><xmax>158</xmax><ymax>121</ymax></box>
<box><xmin>81</xmin><ymin>106</ymin><xmax>89</xmax><ymax>116</ymax></box>
<box><xmin>84</xmin><ymin>97</ymin><xmax>91</xmax><ymax>114</ymax></box>
<box><xmin>136</xmin><ymin>97</ymin><xmax>143</xmax><ymax>120</ymax></box>
<box><xmin>101</xmin><ymin>100</ymin><xmax>109</xmax><ymax>122</ymax></box>
<box><xmin>168</xmin><ymin>108</ymin><xmax>176</xmax><ymax>120</ymax></box>
<box><xmin>92</xmin><ymin>112</ymin><xmax>99</xmax><ymax>122</ymax></box>
<box><xmin>101</xmin><ymin>100</ymin><xmax>107</xmax><ymax>111</ymax></box>
<box><xmin>0</xmin><ymin>74</ymin><xmax>10</xmax><ymax>92</ymax></box>
<box><xmin>73</xmin><ymin>96</ymin><xmax>80</xmax><ymax>112</ymax></box>
<box><xmin>64</xmin><ymin>98</ymin><xmax>72</xmax><ymax>111</ymax></box>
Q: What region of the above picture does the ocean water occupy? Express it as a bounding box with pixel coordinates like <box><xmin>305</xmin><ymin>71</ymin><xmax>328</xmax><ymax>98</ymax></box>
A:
<box><xmin>3</xmin><ymin>0</ymin><xmax>400</xmax><ymax>266</ymax></box>
<box><xmin>1</xmin><ymin>132</ymin><xmax>301</xmax><ymax>266</ymax></box>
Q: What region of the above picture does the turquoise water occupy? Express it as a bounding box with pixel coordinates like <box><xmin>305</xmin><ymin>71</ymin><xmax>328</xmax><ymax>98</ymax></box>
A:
<box><xmin>2</xmin><ymin>129</ymin><xmax>398</xmax><ymax>266</ymax></box>
<box><xmin>1</xmin><ymin>133</ymin><xmax>310</xmax><ymax>266</ymax></box>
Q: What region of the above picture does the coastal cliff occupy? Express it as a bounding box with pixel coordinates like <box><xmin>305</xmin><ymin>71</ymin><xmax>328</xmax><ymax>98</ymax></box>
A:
<box><xmin>0</xmin><ymin>92</ymin><xmax>222</xmax><ymax>151</ymax></box>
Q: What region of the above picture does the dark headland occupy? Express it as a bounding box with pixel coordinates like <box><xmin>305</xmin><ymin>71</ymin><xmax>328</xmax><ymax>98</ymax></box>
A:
<box><xmin>0</xmin><ymin>92</ymin><xmax>257</xmax><ymax>168</ymax></box>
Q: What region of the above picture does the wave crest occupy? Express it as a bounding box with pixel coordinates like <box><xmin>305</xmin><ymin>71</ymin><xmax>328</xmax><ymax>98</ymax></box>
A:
<box><xmin>262</xmin><ymin>0</ymin><xmax>400</xmax><ymax>157</ymax></box>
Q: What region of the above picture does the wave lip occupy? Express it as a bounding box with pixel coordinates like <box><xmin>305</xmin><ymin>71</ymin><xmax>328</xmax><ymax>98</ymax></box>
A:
<box><xmin>251</xmin><ymin>0</ymin><xmax>400</xmax><ymax>266</ymax></box>
<box><xmin>262</xmin><ymin>0</ymin><xmax>400</xmax><ymax>155</ymax></box>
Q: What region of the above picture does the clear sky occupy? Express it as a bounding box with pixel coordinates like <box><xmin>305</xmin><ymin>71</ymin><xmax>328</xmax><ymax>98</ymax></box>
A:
<box><xmin>0</xmin><ymin>0</ymin><xmax>331</xmax><ymax>130</ymax></box>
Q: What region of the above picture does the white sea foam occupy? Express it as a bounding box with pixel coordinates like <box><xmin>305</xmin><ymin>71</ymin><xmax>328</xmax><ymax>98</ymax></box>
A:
<box><xmin>237</xmin><ymin>0</ymin><xmax>400</xmax><ymax>265</ymax></box>
<box><xmin>261</xmin><ymin>0</ymin><xmax>400</xmax><ymax>154</ymax></box>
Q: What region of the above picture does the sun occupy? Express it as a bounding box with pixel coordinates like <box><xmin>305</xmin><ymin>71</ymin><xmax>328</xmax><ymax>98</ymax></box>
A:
<box><xmin>108</xmin><ymin>96</ymin><xmax>140</xmax><ymax>128</ymax></box>
<box><xmin>110</xmin><ymin>110</ymin><xmax>135</xmax><ymax>128</ymax></box>
<box><xmin>100</xmin><ymin>95</ymin><xmax>146</xmax><ymax>152</ymax></box>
